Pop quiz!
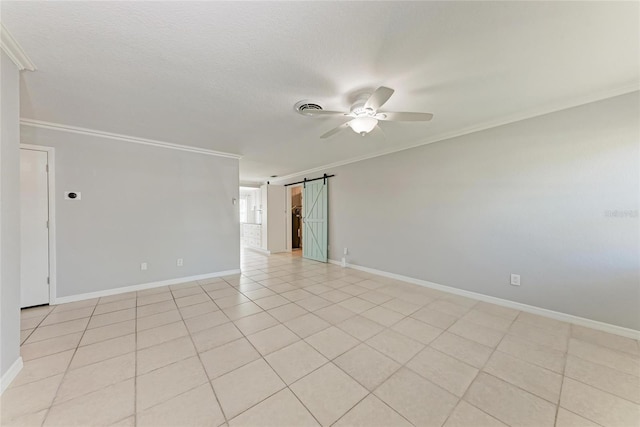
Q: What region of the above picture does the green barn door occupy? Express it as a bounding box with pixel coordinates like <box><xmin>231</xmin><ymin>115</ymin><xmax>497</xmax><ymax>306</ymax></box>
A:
<box><xmin>302</xmin><ymin>179</ymin><xmax>328</xmax><ymax>262</ymax></box>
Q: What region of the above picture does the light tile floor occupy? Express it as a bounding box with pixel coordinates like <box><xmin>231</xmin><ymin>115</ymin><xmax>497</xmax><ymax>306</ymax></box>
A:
<box><xmin>3</xmin><ymin>249</ymin><xmax>639</xmax><ymax>427</ymax></box>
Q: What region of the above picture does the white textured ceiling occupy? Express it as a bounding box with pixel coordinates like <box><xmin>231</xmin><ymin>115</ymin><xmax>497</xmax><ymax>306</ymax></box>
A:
<box><xmin>3</xmin><ymin>1</ymin><xmax>639</xmax><ymax>183</ymax></box>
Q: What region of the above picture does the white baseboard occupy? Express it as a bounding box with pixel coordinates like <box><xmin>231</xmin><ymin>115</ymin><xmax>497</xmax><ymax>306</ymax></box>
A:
<box><xmin>53</xmin><ymin>269</ymin><xmax>241</xmax><ymax>305</ymax></box>
<box><xmin>245</xmin><ymin>246</ymin><xmax>271</xmax><ymax>255</ymax></box>
<box><xmin>329</xmin><ymin>259</ymin><xmax>640</xmax><ymax>340</ymax></box>
<box><xmin>1</xmin><ymin>357</ymin><xmax>23</xmax><ymax>395</ymax></box>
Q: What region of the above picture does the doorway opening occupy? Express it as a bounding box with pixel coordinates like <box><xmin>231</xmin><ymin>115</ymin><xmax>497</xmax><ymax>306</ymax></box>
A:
<box><xmin>291</xmin><ymin>185</ymin><xmax>302</xmax><ymax>251</ymax></box>
<box><xmin>239</xmin><ymin>186</ymin><xmax>262</xmax><ymax>250</ymax></box>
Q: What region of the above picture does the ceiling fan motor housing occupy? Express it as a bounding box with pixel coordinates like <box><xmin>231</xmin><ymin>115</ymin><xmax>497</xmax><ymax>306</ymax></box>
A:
<box><xmin>350</xmin><ymin>93</ymin><xmax>375</xmax><ymax>116</ymax></box>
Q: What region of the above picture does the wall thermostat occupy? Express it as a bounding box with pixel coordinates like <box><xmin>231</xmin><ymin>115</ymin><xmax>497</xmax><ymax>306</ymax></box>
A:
<box><xmin>65</xmin><ymin>191</ymin><xmax>81</xmax><ymax>200</ymax></box>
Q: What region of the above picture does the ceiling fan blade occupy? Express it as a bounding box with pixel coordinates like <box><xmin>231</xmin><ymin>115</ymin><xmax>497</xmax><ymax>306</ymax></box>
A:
<box><xmin>320</xmin><ymin>121</ymin><xmax>351</xmax><ymax>139</ymax></box>
<box><xmin>299</xmin><ymin>110</ymin><xmax>348</xmax><ymax>117</ymax></box>
<box><xmin>364</xmin><ymin>86</ymin><xmax>395</xmax><ymax>110</ymax></box>
<box><xmin>377</xmin><ymin>111</ymin><xmax>434</xmax><ymax>122</ymax></box>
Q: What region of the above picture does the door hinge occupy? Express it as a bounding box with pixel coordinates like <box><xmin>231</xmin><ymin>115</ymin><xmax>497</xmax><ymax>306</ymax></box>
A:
<box><xmin>46</xmin><ymin>164</ymin><xmax>49</xmax><ymax>173</ymax></box>
<box><xmin>47</xmin><ymin>277</ymin><xmax>50</xmax><ymax>285</ymax></box>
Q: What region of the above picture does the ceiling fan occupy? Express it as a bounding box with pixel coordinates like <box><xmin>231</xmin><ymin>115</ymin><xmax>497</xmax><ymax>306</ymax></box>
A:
<box><xmin>298</xmin><ymin>86</ymin><xmax>433</xmax><ymax>139</ymax></box>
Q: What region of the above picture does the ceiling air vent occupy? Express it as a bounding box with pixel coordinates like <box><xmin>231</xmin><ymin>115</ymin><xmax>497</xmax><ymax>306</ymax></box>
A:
<box><xmin>294</xmin><ymin>100</ymin><xmax>323</xmax><ymax>115</ymax></box>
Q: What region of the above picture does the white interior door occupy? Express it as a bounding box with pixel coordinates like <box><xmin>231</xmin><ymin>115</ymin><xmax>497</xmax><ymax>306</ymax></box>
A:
<box><xmin>20</xmin><ymin>149</ymin><xmax>50</xmax><ymax>307</ymax></box>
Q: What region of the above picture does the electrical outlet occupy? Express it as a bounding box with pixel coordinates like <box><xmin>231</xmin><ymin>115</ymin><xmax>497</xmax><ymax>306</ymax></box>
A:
<box><xmin>344</xmin><ymin>247</ymin><xmax>348</xmax><ymax>255</ymax></box>
<box><xmin>177</xmin><ymin>258</ymin><xmax>184</xmax><ymax>267</ymax></box>
<box><xmin>510</xmin><ymin>274</ymin><xmax>520</xmax><ymax>286</ymax></box>
<box><xmin>141</xmin><ymin>262</ymin><xmax>148</xmax><ymax>271</ymax></box>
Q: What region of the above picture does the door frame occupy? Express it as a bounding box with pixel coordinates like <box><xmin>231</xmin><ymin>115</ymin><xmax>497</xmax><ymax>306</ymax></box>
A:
<box><xmin>20</xmin><ymin>144</ymin><xmax>57</xmax><ymax>304</ymax></box>
<box><xmin>285</xmin><ymin>183</ymin><xmax>303</xmax><ymax>252</ymax></box>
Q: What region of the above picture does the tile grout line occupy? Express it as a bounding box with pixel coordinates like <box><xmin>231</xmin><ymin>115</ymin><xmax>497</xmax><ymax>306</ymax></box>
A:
<box><xmin>175</xmin><ymin>280</ymin><xmax>231</xmax><ymax>425</ymax></box>
<box><xmin>236</xmin><ymin>257</ymin><xmax>509</xmax><ymax>425</ymax></box>
<box><xmin>19</xmin><ymin>305</ymin><xmax>55</xmax><ymax>344</ymax></box>
<box><xmin>293</xmin><ymin>261</ymin><xmax>453</xmax><ymax>426</ymax></box>
<box><xmin>209</xmin><ymin>277</ymin><xmax>326</xmax><ymax>426</ymax></box>
<box><xmin>558</xmin><ymin>365</ymin><xmax>640</xmax><ymax>406</ymax></box>
<box><xmin>203</xmin><ymin>259</ymin><xmax>640</xmax><ymax>425</ymax></box>
<box><xmin>556</xmin><ymin>407</ymin><xmax>607</xmax><ymax>427</ymax></box>
<box><xmin>17</xmin><ymin>259</ymin><xmax>385</xmax><ymax>420</ymax></box>
<box><xmin>497</xmin><ymin>320</ymin><xmax>640</xmax><ymax>407</ymax></box>
<box><xmin>16</xmin><ymin>250</ymin><xmax>638</xmax><ymax>427</ymax></box>
<box><xmin>17</xmin><ymin>321</ymin><xmax>138</xmax><ymax>378</ymax></box>
<box><xmin>553</xmin><ymin>325</ymin><xmax>571</xmax><ymax>427</ymax></box>
<box><xmin>30</xmin><ymin>305</ymin><xmax>627</xmax><ymax>426</ymax></box>
<box><xmin>445</xmin><ymin>307</ymin><xmax>522</xmax><ymax>427</ymax></box>
<box><xmin>566</xmin><ymin>346</ymin><xmax>640</xmax><ymax>374</ymax></box>
<box><xmin>327</xmin><ymin>392</ymin><xmax>373</xmax><ymax>427</ymax></box>
<box><xmin>234</xmin><ymin>265</ymin><xmax>422</xmax><ymax>426</ymax></box>
<box><xmin>456</xmin><ymin>308</ymin><xmax>615</xmax><ymax>424</ymax></box>
<box><xmin>327</xmin><ymin>336</ymin><xmax>416</xmax><ymax>427</ymax></box>
<box><xmin>21</xmin><ymin>310</ymin><xmax>94</xmax><ymax>345</ymax></box>
<box><xmin>206</xmin><ymin>262</ymin><xmax>402</xmax><ymax>425</ymax></box>
<box><xmin>38</xmin><ymin>298</ymin><xmax>100</xmax><ymax>426</ymax></box>
<box><xmin>395</xmin><ymin>305</ymin><xmax>479</xmax><ymax>426</ymax></box>
<box><xmin>556</xmin><ymin>325</ymin><xmax>639</xmax><ymax>425</ymax></box>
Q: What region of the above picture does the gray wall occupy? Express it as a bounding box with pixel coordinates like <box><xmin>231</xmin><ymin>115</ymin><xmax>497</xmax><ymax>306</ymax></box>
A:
<box><xmin>21</xmin><ymin>126</ymin><xmax>240</xmax><ymax>298</ymax></box>
<box><xmin>279</xmin><ymin>92</ymin><xmax>640</xmax><ymax>330</ymax></box>
<box><xmin>1</xmin><ymin>51</ymin><xmax>21</xmax><ymax>379</ymax></box>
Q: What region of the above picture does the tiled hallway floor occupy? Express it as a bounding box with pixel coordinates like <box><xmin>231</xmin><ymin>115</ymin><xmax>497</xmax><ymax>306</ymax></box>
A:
<box><xmin>3</xmin><ymin>249</ymin><xmax>639</xmax><ymax>426</ymax></box>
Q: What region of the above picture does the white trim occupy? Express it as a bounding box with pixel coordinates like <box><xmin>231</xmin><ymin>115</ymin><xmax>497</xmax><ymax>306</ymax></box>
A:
<box><xmin>286</xmin><ymin>186</ymin><xmax>292</xmax><ymax>252</ymax></box>
<box><xmin>239</xmin><ymin>182</ymin><xmax>262</xmax><ymax>188</ymax></box>
<box><xmin>20</xmin><ymin>144</ymin><xmax>57</xmax><ymax>305</ymax></box>
<box><xmin>272</xmin><ymin>86</ymin><xmax>639</xmax><ymax>184</ymax></box>
<box><xmin>245</xmin><ymin>246</ymin><xmax>271</xmax><ymax>255</ymax></box>
<box><xmin>52</xmin><ymin>269</ymin><xmax>241</xmax><ymax>305</ymax></box>
<box><xmin>328</xmin><ymin>259</ymin><xmax>640</xmax><ymax>340</ymax></box>
<box><xmin>285</xmin><ymin>183</ymin><xmax>304</xmax><ymax>252</ymax></box>
<box><xmin>0</xmin><ymin>24</ymin><xmax>36</xmax><ymax>71</ymax></box>
<box><xmin>1</xmin><ymin>357</ymin><xmax>23</xmax><ymax>395</ymax></box>
<box><xmin>20</xmin><ymin>119</ymin><xmax>242</xmax><ymax>160</ymax></box>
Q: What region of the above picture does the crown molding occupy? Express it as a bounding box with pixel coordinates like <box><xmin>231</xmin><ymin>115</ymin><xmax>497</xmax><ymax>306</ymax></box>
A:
<box><xmin>0</xmin><ymin>23</ymin><xmax>36</xmax><ymax>71</ymax></box>
<box><xmin>271</xmin><ymin>84</ymin><xmax>639</xmax><ymax>184</ymax></box>
<box><xmin>20</xmin><ymin>119</ymin><xmax>243</xmax><ymax>160</ymax></box>
<box><xmin>239</xmin><ymin>182</ymin><xmax>262</xmax><ymax>188</ymax></box>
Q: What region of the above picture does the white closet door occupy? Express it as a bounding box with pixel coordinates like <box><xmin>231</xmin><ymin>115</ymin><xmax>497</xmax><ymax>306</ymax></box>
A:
<box><xmin>20</xmin><ymin>149</ymin><xmax>50</xmax><ymax>307</ymax></box>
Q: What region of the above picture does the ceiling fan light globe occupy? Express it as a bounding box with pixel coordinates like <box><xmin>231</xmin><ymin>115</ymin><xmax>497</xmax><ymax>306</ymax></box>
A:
<box><xmin>349</xmin><ymin>117</ymin><xmax>378</xmax><ymax>135</ymax></box>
